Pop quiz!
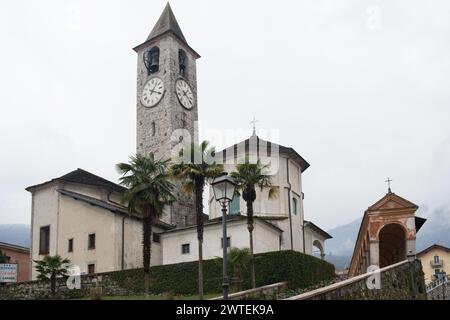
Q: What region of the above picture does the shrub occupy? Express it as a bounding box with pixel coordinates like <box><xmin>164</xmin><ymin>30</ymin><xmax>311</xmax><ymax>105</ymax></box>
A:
<box><xmin>109</xmin><ymin>250</ymin><xmax>334</xmax><ymax>295</ymax></box>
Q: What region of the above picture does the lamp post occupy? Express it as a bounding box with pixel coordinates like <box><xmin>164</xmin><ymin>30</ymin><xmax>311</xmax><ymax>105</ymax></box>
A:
<box><xmin>211</xmin><ymin>172</ymin><xmax>237</xmax><ymax>300</ymax></box>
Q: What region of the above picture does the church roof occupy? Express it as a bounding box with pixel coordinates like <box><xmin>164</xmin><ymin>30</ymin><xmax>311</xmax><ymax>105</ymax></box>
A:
<box><xmin>304</xmin><ymin>220</ymin><xmax>333</xmax><ymax>239</ymax></box>
<box><xmin>133</xmin><ymin>3</ymin><xmax>200</xmax><ymax>58</ymax></box>
<box><xmin>367</xmin><ymin>192</ymin><xmax>419</xmax><ymax>211</ymax></box>
<box><xmin>217</xmin><ymin>135</ymin><xmax>310</xmax><ymax>172</ymax></box>
<box><xmin>147</xmin><ymin>3</ymin><xmax>187</xmax><ymax>44</ymax></box>
<box><xmin>26</xmin><ymin>168</ymin><xmax>126</xmax><ymax>194</ymax></box>
<box><xmin>0</xmin><ymin>242</ymin><xmax>30</xmax><ymax>253</ymax></box>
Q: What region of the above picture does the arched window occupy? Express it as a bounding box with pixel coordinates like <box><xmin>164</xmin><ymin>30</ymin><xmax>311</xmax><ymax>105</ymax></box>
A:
<box><xmin>179</xmin><ymin>49</ymin><xmax>187</xmax><ymax>76</ymax></box>
<box><xmin>292</xmin><ymin>198</ymin><xmax>297</xmax><ymax>215</ymax></box>
<box><xmin>229</xmin><ymin>194</ymin><xmax>240</xmax><ymax>215</ymax></box>
<box><xmin>144</xmin><ymin>47</ymin><xmax>160</xmax><ymax>74</ymax></box>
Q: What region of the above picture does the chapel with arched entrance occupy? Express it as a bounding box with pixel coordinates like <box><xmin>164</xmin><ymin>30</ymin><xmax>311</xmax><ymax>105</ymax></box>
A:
<box><xmin>348</xmin><ymin>188</ymin><xmax>426</xmax><ymax>277</ymax></box>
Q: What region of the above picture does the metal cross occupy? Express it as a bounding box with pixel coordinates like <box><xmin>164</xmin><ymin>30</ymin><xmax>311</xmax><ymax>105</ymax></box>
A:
<box><xmin>385</xmin><ymin>177</ymin><xmax>393</xmax><ymax>193</ymax></box>
<box><xmin>250</xmin><ymin>117</ymin><xmax>259</xmax><ymax>136</ymax></box>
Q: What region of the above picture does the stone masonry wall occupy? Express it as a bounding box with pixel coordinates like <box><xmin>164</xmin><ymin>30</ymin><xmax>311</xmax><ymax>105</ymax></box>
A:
<box><xmin>286</xmin><ymin>260</ymin><xmax>427</xmax><ymax>300</ymax></box>
<box><xmin>0</xmin><ymin>271</ymin><xmax>135</xmax><ymax>300</ymax></box>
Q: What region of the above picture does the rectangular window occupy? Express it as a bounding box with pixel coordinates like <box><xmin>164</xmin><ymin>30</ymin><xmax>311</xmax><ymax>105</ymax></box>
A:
<box><xmin>229</xmin><ymin>195</ymin><xmax>240</xmax><ymax>215</ymax></box>
<box><xmin>181</xmin><ymin>243</ymin><xmax>190</xmax><ymax>254</ymax></box>
<box><xmin>434</xmin><ymin>255</ymin><xmax>440</xmax><ymax>263</ymax></box>
<box><xmin>221</xmin><ymin>237</ymin><xmax>231</xmax><ymax>249</ymax></box>
<box><xmin>39</xmin><ymin>226</ymin><xmax>50</xmax><ymax>255</ymax></box>
<box><xmin>68</xmin><ymin>238</ymin><xmax>73</xmax><ymax>253</ymax></box>
<box><xmin>153</xmin><ymin>233</ymin><xmax>160</xmax><ymax>243</ymax></box>
<box><xmin>292</xmin><ymin>198</ymin><xmax>298</xmax><ymax>215</ymax></box>
<box><xmin>87</xmin><ymin>264</ymin><xmax>95</xmax><ymax>274</ymax></box>
<box><xmin>88</xmin><ymin>233</ymin><xmax>96</xmax><ymax>250</ymax></box>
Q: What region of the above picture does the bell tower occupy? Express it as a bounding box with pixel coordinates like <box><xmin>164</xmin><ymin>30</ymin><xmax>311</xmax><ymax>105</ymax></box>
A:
<box><xmin>133</xmin><ymin>3</ymin><xmax>200</xmax><ymax>227</ymax></box>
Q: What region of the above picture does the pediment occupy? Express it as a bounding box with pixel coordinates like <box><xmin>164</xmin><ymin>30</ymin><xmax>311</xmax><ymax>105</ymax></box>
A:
<box><xmin>368</xmin><ymin>193</ymin><xmax>418</xmax><ymax>211</ymax></box>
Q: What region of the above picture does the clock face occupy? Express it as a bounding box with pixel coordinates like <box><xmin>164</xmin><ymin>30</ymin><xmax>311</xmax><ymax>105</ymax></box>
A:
<box><xmin>175</xmin><ymin>79</ymin><xmax>195</xmax><ymax>110</ymax></box>
<box><xmin>141</xmin><ymin>77</ymin><xmax>164</xmax><ymax>107</ymax></box>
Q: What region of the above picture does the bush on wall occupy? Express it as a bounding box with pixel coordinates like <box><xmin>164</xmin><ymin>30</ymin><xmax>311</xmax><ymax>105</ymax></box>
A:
<box><xmin>109</xmin><ymin>250</ymin><xmax>335</xmax><ymax>295</ymax></box>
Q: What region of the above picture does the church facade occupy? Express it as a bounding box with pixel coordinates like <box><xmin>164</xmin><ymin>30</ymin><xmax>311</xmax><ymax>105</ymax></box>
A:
<box><xmin>26</xmin><ymin>4</ymin><xmax>331</xmax><ymax>280</ymax></box>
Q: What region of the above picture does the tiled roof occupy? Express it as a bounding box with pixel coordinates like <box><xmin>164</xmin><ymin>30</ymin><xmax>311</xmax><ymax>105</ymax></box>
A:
<box><xmin>26</xmin><ymin>168</ymin><xmax>126</xmax><ymax>194</ymax></box>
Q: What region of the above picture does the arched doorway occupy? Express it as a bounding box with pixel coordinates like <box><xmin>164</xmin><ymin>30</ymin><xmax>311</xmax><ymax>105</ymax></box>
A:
<box><xmin>378</xmin><ymin>223</ymin><xmax>406</xmax><ymax>268</ymax></box>
<box><xmin>313</xmin><ymin>240</ymin><xmax>325</xmax><ymax>259</ymax></box>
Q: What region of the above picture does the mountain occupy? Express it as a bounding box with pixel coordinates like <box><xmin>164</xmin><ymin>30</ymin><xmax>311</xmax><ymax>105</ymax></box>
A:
<box><xmin>0</xmin><ymin>224</ymin><xmax>30</xmax><ymax>247</ymax></box>
<box><xmin>323</xmin><ymin>218</ymin><xmax>361</xmax><ymax>269</ymax></box>
<box><xmin>324</xmin><ymin>205</ymin><xmax>450</xmax><ymax>269</ymax></box>
<box><xmin>415</xmin><ymin>206</ymin><xmax>450</xmax><ymax>252</ymax></box>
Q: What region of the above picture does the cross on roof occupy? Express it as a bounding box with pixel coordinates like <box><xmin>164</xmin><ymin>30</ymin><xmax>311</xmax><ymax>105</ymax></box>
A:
<box><xmin>385</xmin><ymin>177</ymin><xmax>393</xmax><ymax>193</ymax></box>
<box><xmin>250</xmin><ymin>117</ymin><xmax>259</xmax><ymax>136</ymax></box>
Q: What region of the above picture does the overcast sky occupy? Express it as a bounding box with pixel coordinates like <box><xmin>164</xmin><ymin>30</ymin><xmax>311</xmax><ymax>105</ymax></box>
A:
<box><xmin>0</xmin><ymin>0</ymin><xmax>449</xmax><ymax>230</ymax></box>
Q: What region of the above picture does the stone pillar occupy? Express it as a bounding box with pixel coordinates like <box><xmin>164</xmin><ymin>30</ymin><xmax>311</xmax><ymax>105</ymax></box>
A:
<box><xmin>369</xmin><ymin>241</ymin><xmax>379</xmax><ymax>267</ymax></box>
<box><xmin>406</xmin><ymin>239</ymin><xmax>416</xmax><ymax>257</ymax></box>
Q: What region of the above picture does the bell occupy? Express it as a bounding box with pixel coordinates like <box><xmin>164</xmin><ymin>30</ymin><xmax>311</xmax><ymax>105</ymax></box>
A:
<box><xmin>144</xmin><ymin>48</ymin><xmax>159</xmax><ymax>74</ymax></box>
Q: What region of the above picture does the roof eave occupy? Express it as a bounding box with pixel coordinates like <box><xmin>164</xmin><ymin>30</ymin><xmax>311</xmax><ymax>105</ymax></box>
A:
<box><xmin>133</xmin><ymin>31</ymin><xmax>201</xmax><ymax>59</ymax></box>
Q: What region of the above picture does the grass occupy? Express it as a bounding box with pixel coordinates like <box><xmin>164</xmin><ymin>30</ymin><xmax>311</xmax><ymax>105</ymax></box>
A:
<box><xmin>79</xmin><ymin>293</ymin><xmax>221</xmax><ymax>300</ymax></box>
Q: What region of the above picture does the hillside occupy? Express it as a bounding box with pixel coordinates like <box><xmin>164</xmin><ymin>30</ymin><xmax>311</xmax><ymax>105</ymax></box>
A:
<box><xmin>0</xmin><ymin>224</ymin><xmax>30</xmax><ymax>247</ymax></box>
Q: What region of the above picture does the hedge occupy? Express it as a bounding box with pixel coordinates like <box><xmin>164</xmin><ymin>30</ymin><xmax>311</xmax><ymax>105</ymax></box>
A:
<box><xmin>109</xmin><ymin>250</ymin><xmax>335</xmax><ymax>295</ymax></box>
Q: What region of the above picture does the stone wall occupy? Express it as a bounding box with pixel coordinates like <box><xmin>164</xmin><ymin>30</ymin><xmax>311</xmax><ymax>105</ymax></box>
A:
<box><xmin>0</xmin><ymin>272</ymin><xmax>134</xmax><ymax>300</ymax></box>
<box><xmin>285</xmin><ymin>260</ymin><xmax>427</xmax><ymax>300</ymax></box>
<box><xmin>1</xmin><ymin>250</ymin><xmax>335</xmax><ymax>300</ymax></box>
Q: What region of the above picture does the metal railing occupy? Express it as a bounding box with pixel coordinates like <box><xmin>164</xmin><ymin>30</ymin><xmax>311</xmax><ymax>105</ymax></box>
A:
<box><xmin>426</xmin><ymin>277</ymin><xmax>449</xmax><ymax>293</ymax></box>
<box><xmin>209</xmin><ymin>282</ymin><xmax>287</xmax><ymax>300</ymax></box>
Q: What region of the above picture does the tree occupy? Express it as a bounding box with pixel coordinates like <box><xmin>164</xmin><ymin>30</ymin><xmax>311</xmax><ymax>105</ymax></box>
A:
<box><xmin>117</xmin><ymin>154</ymin><xmax>176</xmax><ymax>296</ymax></box>
<box><xmin>228</xmin><ymin>247</ymin><xmax>251</xmax><ymax>292</ymax></box>
<box><xmin>171</xmin><ymin>141</ymin><xmax>223</xmax><ymax>300</ymax></box>
<box><xmin>215</xmin><ymin>247</ymin><xmax>251</xmax><ymax>292</ymax></box>
<box><xmin>230</xmin><ymin>159</ymin><xmax>277</xmax><ymax>288</ymax></box>
<box><xmin>33</xmin><ymin>255</ymin><xmax>70</xmax><ymax>297</ymax></box>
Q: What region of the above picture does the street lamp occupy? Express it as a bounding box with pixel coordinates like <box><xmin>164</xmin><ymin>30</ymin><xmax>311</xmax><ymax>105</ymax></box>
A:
<box><xmin>211</xmin><ymin>172</ymin><xmax>237</xmax><ymax>300</ymax></box>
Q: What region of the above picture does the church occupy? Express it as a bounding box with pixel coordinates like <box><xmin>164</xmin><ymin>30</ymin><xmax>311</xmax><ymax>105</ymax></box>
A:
<box><xmin>26</xmin><ymin>3</ymin><xmax>331</xmax><ymax>280</ymax></box>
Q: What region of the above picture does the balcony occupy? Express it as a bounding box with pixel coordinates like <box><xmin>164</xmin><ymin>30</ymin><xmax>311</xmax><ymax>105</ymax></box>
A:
<box><xmin>430</xmin><ymin>259</ymin><xmax>443</xmax><ymax>268</ymax></box>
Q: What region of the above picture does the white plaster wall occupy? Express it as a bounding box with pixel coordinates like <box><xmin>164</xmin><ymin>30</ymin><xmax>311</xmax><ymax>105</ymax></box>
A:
<box><xmin>418</xmin><ymin>249</ymin><xmax>450</xmax><ymax>284</ymax></box>
<box><xmin>122</xmin><ymin>218</ymin><xmax>164</xmax><ymax>269</ymax></box>
<box><xmin>161</xmin><ymin>220</ymin><xmax>281</xmax><ymax>265</ymax></box>
<box><xmin>58</xmin><ymin>196</ymin><xmax>118</xmax><ymax>275</ymax></box>
<box><xmin>62</xmin><ymin>182</ymin><xmax>123</xmax><ymax>205</ymax></box>
<box><xmin>208</xmin><ymin>153</ymin><xmax>307</xmax><ymax>254</ymax></box>
<box><xmin>30</xmin><ymin>184</ymin><xmax>60</xmax><ymax>280</ymax></box>
<box><xmin>62</xmin><ymin>183</ymin><xmax>105</xmax><ymax>201</ymax></box>
<box><xmin>58</xmin><ymin>196</ymin><xmax>164</xmax><ymax>273</ymax></box>
<box><xmin>304</xmin><ymin>226</ymin><xmax>328</xmax><ymax>258</ymax></box>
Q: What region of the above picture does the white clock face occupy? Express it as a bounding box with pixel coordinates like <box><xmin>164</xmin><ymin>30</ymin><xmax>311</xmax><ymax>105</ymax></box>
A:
<box><xmin>141</xmin><ymin>77</ymin><xmax>164</xmax><ymax>107</ymax></box>
<box><xmin>175</xmin><ymin>79</ymin><xmax>195</xmax><ymax>110</ymax></box>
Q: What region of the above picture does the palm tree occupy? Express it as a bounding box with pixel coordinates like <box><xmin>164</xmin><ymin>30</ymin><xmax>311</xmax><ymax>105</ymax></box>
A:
<box><xmin>171</xmin><ymin>141</ymin><xmax>223</xmax><ymax>300</ymax></box>
<box><xmin>230</xmin><ymin>159</ymin><xmax>277</xmax><ymax>289</ymax></box>
<box><xmin>117</xmin><ymin>154</ymin><xmax>176</xmax><ymax>296</ymax></box>
<box><xmin>228</xmin><ymin>247</ymin><xmax>251</xmax><ymax>292</ymax></box>
<box><xmin>214</xmin><ymin>247</ymin><xmax>251</xmax><ymax>292</ymax></box>
<box><xmin>33</xmin><ymin>255</ymin><xmax>70</xmax><ymax>297</ymax></box>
